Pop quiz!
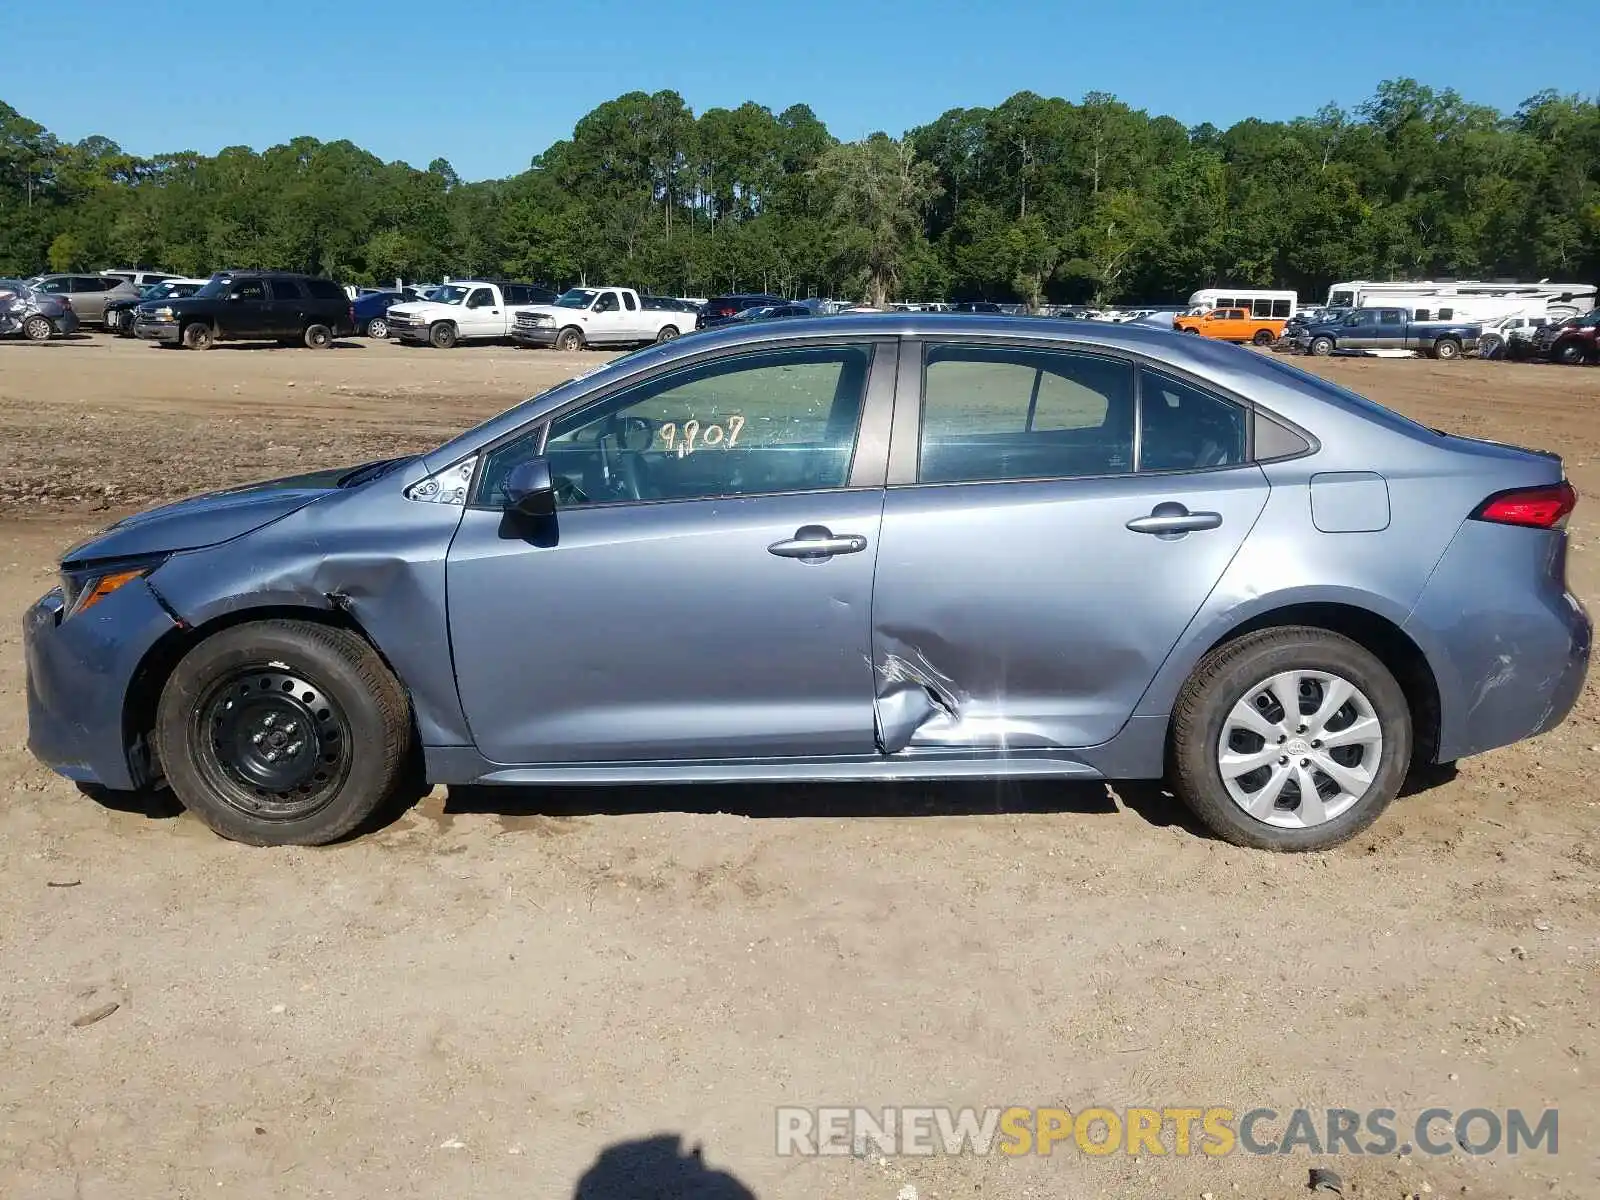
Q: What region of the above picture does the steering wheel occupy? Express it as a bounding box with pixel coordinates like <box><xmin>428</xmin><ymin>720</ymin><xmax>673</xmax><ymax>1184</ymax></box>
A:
<box><xmin>601</xmin><ymin>414</ymin><xmax>657</xmax><ymax>501</ymax></box>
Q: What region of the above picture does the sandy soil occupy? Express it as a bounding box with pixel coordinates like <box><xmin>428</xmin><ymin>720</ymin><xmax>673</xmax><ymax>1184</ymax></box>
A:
<box><xmin>1</xmin><ymin>334</ymin><xmax>1598</xmax><ymax>1200</ymax></box>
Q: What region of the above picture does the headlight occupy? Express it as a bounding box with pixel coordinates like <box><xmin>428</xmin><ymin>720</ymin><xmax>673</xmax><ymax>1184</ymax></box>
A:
<box><xmin>60</xmin><ymin>556</ymin><xmax>167</xmax><ymax>618</ymax></box>
<box><xmin>150</xmin><ymin>306</ymin><xmax>174</xmax><ymax>320</ymax></box>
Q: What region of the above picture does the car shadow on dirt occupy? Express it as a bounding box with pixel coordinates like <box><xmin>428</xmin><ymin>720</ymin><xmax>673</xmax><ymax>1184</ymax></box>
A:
<box><xmin>573</xmin><ymin>1134</ymin><xmax>755</xmax><ymax>1199</ymax></box>
<box><xmin>442</xmin><ymin>777</ymin><xmax>1214</xmax><ymax>837</ymax></box>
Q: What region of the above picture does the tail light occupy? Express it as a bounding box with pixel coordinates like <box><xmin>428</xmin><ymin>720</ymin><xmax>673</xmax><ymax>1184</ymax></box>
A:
<box><xmin>1472</xmin><ymin>481</ymin><xmax>1577</xmax><ymax>529</ymax></box>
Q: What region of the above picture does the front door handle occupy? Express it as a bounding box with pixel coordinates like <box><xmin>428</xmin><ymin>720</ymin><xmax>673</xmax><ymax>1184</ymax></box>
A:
<box><xmin>768</xmin><ymin>524</ymin><xmax>869</xmax><ymax>562</ymax></box>
<box><xmin>1126</xmin><ymin>504</ymin><xmax>1223</xmax><ymax>538</ymax></box>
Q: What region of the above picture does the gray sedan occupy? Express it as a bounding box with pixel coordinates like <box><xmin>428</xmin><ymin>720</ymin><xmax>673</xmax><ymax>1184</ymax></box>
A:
<box><xmin>26</xmin><ymin>273</ymin><xmax>139</xmax><ymax>324</ymax></box>
<box><xmin>24</xmin><ymin>315</ymin><xmax>1590</xmax><ymax>849</ymax></box>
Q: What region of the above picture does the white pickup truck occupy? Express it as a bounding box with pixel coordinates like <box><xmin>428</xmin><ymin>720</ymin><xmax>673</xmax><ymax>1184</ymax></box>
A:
<box><xmin>385</xmin><ymin>281</ymin><xmax>557</xmax><ymax>348</ymax></box>
<box><xmin>511</xmin><ymin>287</ymin><xmax>694</xmax><ymax>351</ymax></box>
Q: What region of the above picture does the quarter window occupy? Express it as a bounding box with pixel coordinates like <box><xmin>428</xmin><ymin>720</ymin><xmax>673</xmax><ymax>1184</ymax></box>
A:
<box><xmin>1139</xmin><ymin>370</ymin><xmax>1248</xmax><ymax>472</ymax></box>
<box><xmin>476</xmin><ymin>345</ymin><xmax>873</xmax><ymax>509</ymax></box>
<box><xmin>918</xmin><ymin>344</ymin><xmax>1135</xmax><ymax>483</ymax></box>
<box><xmin>622</xmin><ymin>291</ymin><xmax>638</xmax><ymax>311</ymax></box>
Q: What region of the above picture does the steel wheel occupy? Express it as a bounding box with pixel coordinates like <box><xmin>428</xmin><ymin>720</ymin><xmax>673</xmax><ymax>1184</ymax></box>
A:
<box><xmin>367</xmin><ymin>316</ymin><xmax>388</xmax><ymax>339</ymax></box>
<box><xmin>191</xmin><ymin>666</ymin><xmax>354</xmax><ymax>822</ymax></box>
<box><xmin>1217</xmin><ymin>669</ymin><xmax>1383</xmax><ymax>829</ymax></box>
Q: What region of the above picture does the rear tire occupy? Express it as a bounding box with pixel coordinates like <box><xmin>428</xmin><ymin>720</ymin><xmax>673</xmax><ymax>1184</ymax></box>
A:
<box><xmin>366</xmin><ymin>316</ymin><xmax>389</xmax><ymax>340</ymax></box>
<box><xmin>303</xmin><ymin>323</ymin><xmax>332</xmax><ymax>349</ymax></box>
<box><xmin>428</xmin><ymin>321</ymin><xmax>457</xmax><ymax>349</ymax></box>
<box><xmin>22</xmin><ymin>314</ymin><xmax>53</xmax><ymax>342</ymax></box>
<box><xmin>1309</xmin><ymin>335</ymin><xmax>1335</xmax><ymax>357</ymax></box>
<box><xmin>1431</xmin><ymin>337</ymin><xmax>1461</xmax><ymax>360</ymax></box>
<box><xmin>655</xmin><ymin>324</ymin><xmax>679</xmax><ymax>343</ymax></box>
<box><xmin>155</xmin><ymin>620</ymin><xmax>413</xmax><ymax>846</ymax></box>
<box><xmin>182</xmin><ymin>322</ymin><xmax>214</xmax><ymax>351</ymax></box>
<box><xmin>1169</xmin><ymin>626</ymin><xmax>1410</xmax><ymax>851</ymax></box>
<box><xmin>1251</xmin><ymin>328</ymin><xmax>1275</xmax><ymax>346</ymax></box>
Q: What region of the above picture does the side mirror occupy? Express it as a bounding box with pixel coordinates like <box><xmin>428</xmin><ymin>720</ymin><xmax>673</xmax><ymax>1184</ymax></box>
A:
<box><xmin>504</xmin><ymin>457</ymin><xmax>556</xmax><ymax>518</ymax></box>
<box><xmin>229</xmin><ymin>292</ymin><xmax>244</xmax><ymax>301</ymax></box>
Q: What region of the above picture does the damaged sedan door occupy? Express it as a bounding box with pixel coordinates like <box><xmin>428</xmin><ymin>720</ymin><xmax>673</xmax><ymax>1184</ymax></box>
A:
<box><xmin>445</xmin><ymin>340</ymin><xmax>896</xmax><ymax>764</ymax></box>
<box><xmin>871</xmin><ymin>341</ymin><xmax>1269</xmax><ymax>753</ymax></box>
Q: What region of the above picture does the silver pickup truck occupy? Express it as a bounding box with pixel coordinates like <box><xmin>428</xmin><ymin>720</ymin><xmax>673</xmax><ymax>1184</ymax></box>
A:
<box><xmin>1292</xmin><ymin>306</ymin><xmax>1481</xmax><ymax>359</ymax></box>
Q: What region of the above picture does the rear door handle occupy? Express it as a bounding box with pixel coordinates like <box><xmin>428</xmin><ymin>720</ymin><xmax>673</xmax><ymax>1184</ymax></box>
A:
<box><xmin>768</xmin><ymin>524</ymin><xmax>868</xmax><ymax>561</ymax></box>
<box><xmin>1126</xmin><ymin>504</ymin><xmax>1223</xmax><ymax>538</ymax></box>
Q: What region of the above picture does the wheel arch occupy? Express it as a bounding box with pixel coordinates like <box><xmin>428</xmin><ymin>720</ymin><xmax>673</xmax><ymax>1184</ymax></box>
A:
<box><xmin>1153</xmin><ymin>599</ymin><xmax>1442</xmax><ymax>770</ymax></box>
<box><xmin>123</xmin><ymin>601</ymin><xmax>420</xmax><ymax>787</ymax></box>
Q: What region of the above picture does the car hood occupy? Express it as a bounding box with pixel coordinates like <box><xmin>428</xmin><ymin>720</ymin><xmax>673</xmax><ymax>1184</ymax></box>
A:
<box><xmin>512</xmin><ymin>304</ymin><xmax>579</xmax><ymax>319</ymax></box>
<box><xmin>61</xmin><ymin>463</ymin><xmax>362</xmax><ymax>565</ymax></box>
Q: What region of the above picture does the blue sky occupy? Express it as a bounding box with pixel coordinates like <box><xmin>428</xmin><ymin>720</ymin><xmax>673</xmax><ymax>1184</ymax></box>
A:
<box><xmin>2</xmin><ymin>0</ymin><xmax>1590</xmax><ymax>181</ymax></box>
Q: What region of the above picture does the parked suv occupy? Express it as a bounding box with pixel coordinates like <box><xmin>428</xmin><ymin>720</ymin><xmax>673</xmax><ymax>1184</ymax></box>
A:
<box><xmin>26</xmin><ymin>274</ymin><xmax>139</xmax><ymax>324</ymax></box>
<box><xmin>133</xmin><ymin>271</ymin><xmax>354</xmax><ymax>350</ymax></box>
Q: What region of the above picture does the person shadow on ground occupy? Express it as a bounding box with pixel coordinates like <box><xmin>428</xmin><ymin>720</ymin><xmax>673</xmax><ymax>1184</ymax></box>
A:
<box><xmin>573</xmin><ymin>1134</ymin><xmax>756</xmax><ymax>1199</ymax></box>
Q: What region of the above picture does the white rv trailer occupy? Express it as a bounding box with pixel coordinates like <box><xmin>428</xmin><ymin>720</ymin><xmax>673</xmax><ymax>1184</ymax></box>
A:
<box><xmin>1325</xmin><ymin>279</ymin><xmax>1596</xmax><ymax>323</ymax></box>
<box><xmin>1186</xmin><ymin>287</ymin><xmax>1297</xmax><ymax>318</ymax></box>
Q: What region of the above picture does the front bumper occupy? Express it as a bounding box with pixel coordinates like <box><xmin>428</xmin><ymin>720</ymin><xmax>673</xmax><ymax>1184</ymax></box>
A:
<box><xmin>133</xmin><ymin>318</ymin><xmax>180</xmax><ymax>343</ymax></box>
<box><xmin>24</xmin><ymin>578</ymin><xmax>181</xmax><ymax>790</ymax></box>
<box><xmin>388</xmin><ymin>319</ymin><xmax>431</xmax><ymax>343</ymax></box>
<box><xmin>511</xmin><ymin>326</ymin><xmax>558</xmax><ymax>347</ymax></box>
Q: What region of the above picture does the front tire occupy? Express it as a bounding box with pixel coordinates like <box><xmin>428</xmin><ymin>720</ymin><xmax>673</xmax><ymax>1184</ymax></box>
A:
<box><xmin>182</xmin><ymin>322</ymin><xmax>214</xmax><ymax>351</ymax></box>
<box><xmin>22</xmin><ymin>314</ymin><xmax>53</xmax><ymax>342</ymax></box>
<box><xmin>303</xmin><ymin>323</ymin><xmax>332</xmax><ymax>349</ymax></box>
<box><xmin>155</xmin><ymin>620</ymin><xmax>413</xmax><ymax>846</ymax></box>
<box><xmin>555</xmin><ymin>326</ymin><xmax>585</xmax><ymax>352</ymax></box>
<box><xmin>428</xmin><ymin>321</ymin><xmax>457</xmax><ymax>349</ymax></box>
<box><xmin>1309</xmin><ymin>335</ymin><xmax>1335</xmax><ymax>357</ymax></box>
<box><xmin>1169</xmin><ymin>627</ymin><xmax>1410</xmax><ymax>851</ymax></box>
<box><xmin>366</xmin><ymin>316</ymin><xmax>389</xmax><ymax>340</ymax></box>
<box><xmin>1554</xmin><ymin>340</ymin><xmax>1588</xmax><ymax>366</ymax></box>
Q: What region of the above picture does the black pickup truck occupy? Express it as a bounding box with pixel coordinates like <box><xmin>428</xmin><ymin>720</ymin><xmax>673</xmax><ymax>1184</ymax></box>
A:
<box><xmin>1290</xmin><ymin>306</ymin><xmax>1481</xmax><ymax>359</ymax></box>
<box><xmin>133</xmin><ymin>271</ymin><xmax>354</xmax><ymax>350</ymax></box>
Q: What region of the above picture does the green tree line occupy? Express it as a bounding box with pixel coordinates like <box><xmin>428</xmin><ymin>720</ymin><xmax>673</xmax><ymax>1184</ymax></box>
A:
<box><xmin>2</xmin><ymin>80</ymin><xmax>1597</xmax><ymax>306</ymax></box>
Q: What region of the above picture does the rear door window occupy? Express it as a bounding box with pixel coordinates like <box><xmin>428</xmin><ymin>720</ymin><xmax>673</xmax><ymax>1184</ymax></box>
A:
<box><xmin>269</xmin><ymin>278</ymin><xmax>304</xmax><ymax>300</ymax></box>
<box><xmin>1139</xmin><ymin>370</ymin><xmax>1248</xmax><ymax>472</ymax></box>
<box><xmin>918</xmin><ymin>344</ymin><xmax>1135</xmax><ymax>483</ymax></box>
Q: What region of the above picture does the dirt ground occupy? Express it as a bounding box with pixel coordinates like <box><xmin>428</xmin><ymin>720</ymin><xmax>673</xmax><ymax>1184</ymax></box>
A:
<box><xmin>1</xmin><ymin>334</ymin><xmax>1598</xmax><ymax>1200</ymax></box>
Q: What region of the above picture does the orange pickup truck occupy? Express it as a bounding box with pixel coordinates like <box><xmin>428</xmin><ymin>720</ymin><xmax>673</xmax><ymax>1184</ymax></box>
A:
<box><xmin>1173</xmin><ymin>307</ymin><xmax>1286</xmax><ymax>346</ymax></box>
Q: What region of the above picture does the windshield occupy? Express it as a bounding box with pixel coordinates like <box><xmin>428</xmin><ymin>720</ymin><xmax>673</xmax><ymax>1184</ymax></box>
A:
<box><xmin>1573</xmin><ymin>310</ymin><xmax>1600</xmax><ymax>328</ymax></box>
<box><xmin>555</xmin><ymin>289</ymin><xmax>598</xmax><ymax>309</ymax></box>
<box><xmin>429</xmin><ymin>285</ymin><xmax>471</xmax><ymax>306</ymax></box>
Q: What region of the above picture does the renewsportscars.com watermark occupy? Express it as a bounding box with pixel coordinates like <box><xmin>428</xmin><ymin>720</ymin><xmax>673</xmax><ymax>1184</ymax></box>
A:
<box><xmin>776</xmin><ymin>1107</ymin><xmax>1558</xmax><ymax>1158</ymax></box>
